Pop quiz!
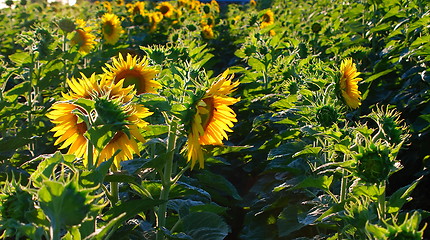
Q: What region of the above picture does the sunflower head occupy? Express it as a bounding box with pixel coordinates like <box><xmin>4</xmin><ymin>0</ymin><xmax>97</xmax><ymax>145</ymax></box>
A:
<box><xmin>187</xmin><ymin>70</ymin><xmax>240</xmax><ymax>169</ymax></box>
<box><xmin>71</xmin><ymin>19</ymin><xmax>97</xmax><ymax>55</ymax></box>
<box><xmin>201</xmin><ymin>14</ymin><xmax>215</xmax><ymax>28</ymax></box>
<box><xmin>249</xmin><ymin>0</ymin><xmax>256</xmax><ymax>7</ymax></box>
<box><xmin>202</xmin><ymin>3</ymin><xmax>211</xmax><ymax>14</ymax></box>
<box><xmin>128</xmin><ymin>1</ymin><xmax>145</xmax><ymax>16</ymax></box>
<box><xmin>103</xmin><ymin>53</ymin><xmax>160</xmax><ymax>95</ymax></box>
<box><xmin>101</xmin><ymin>13</ymin><xmax>124</xmax><ymax>45</ymax></box>
<box><xmin>102</xmin><ymin>1</ymin><xmax>112</xmax><ymax>12</ymax></box>
<box><xmin>260</xmin><ymin>9</ymin><xmax>274</xmax><ymax>28</ymax></box>
<box><xmin>156</xmin><ymin>1</ymin><xmax>175</xmax><ymax>18</ymax></box>
<box><xmin>47</xmin><ymin>73</ymin><xmax>152</xmax><ymax>168</ymax></box>
<box><xmin>201</xmin><ymin>25</ymin><xmax>214</xmax><ymax>40</ymax></box>
<box><xmin>210</xmin><ymin>0</ymin><xmax>219</xmax><ymax>11</ymax></box>
<box><xmin>337</xmin><ymin>58</ymin><xmax>362</xmax><ymax>109</ymax></box>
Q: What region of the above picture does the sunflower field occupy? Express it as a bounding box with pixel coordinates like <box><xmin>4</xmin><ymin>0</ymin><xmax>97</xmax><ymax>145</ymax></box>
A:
<box><xmin>1</xmin><ymin>0</ymin><xmax>430</xmax><ymax>239</ymax></box>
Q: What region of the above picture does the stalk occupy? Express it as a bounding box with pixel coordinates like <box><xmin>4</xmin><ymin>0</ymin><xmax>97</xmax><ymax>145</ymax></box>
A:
<box><xmin>110</xmin><ymin>164</ymin><xmax>119</xmax><ymax>206</ymax></box>
<box><xmin>87</xmin><ymin>141</ymin><xmax>94</xmax><ymax>170</ymax></box>
<box><xmin>339</xmin><ymin>155</ymin><xmax>348</xmax><ymax>202</ymax></box>
<box><xmin>156</xmin><ymin>120</ymin><xmax>178</xmax><ymax>240</ymax></box>
<box><xmin>377</xmin><ymin>180</ymin><xmax>386</xmax><ymax>222</ymax></box>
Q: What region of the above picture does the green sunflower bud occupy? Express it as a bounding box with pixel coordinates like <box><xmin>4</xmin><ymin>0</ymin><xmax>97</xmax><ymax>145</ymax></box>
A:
<box><xmin>316</xmin><ymin>105</ymin><xmax>338</xmax><ymax>127</ymax></box>
<box><xmin>311</xmin><ymin>22</ymin><xmax>321</xmax><ymax>33</ymax></box>
<box><xmin>1</xmin><ymin>185</ymin><xmax>35</xmax><ymax>223</ymax></box>
<box><xmin>355</xmin><ymin>144</ymin><xmax>394</xmax><ymax>183</ymax></box>
<box><xmin>365</xmin><ymin>211</ymin><xmax>426</xmax><ymax>240</ymax></box>
<box><xmin>368</xmin><ymin>105</ymin><xmax>409</xmax><ymax>146</ymax></box>
<box><xmin>58</xmin><ymin>18</ymin><xmax>76</xmax><ymax>33</ymax></box>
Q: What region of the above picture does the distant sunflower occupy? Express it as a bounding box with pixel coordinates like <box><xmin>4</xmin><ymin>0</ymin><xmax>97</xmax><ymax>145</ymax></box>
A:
<box><xmin>187</xmin><ymin>70</ymin><xmax>240</xmax><ymax>169</ymax></box>
<box><xmin>71</xmin><ymin>19</ymin><xmax>96</xmax><ymax>55</ymax></box>
<box><xmin>201</xmin><ymin>25</ymin><xmax>214</xmax><ymax>39</ymax></box>
<box><xmin>149</xmin><ymin>12</ymin><xmax>163</xmax><ymax>31</ymax></box>
<box><xmin>102</xmin><ymin>1</ymin><xmax>112</xmax><ymax>12</ymax></box>
<box><xmin>103</xmin><ymin>53</ymin><xmax>160</xmax><ymax>95</ymax></box>
<box><xmin>338</xmin><ymin>58</ymin><xmax>362</xmax><ymax>109</ymax></box>
<box><xmin>210</xmin><ymin>0</ymin><xmax>219</xmax><ymax>11</ymax></box>
<box><xmin>47</xmin><ymin>73</ymin><xmax>152</xmax><ymax>168</ymax></box>
<box><xmin>156</xmin><ymin>1</ymin><xmax>175</xmax><ymax>18</ymax></box>
<box><xmin>249</xmin><ymin>0</ymin><xmax>256</xmax><ymax>7</ymax></box>
<box><xmin>127</xmin><ymin>1</ymin><xmax>145</xmax><ymax>15</ymax></box>
<box><xmin>101</xmin><ymin>13</ymin><xmax>124</xmax><ymax>45</ymax></box>
<box><xmin>260</xmin><ymin>9</ymin><xmax>274</xmax><ymax>28</ymax></box>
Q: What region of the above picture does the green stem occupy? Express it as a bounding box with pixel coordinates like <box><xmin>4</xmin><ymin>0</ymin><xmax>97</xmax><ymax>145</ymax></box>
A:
<box><xmin>339</xmin><ymin>155</ymin><xmax>348</xmax><ymax>202</ymax></box>
<box><xmin>87</xmin><ymin>141</ymin><xmax>94</xmax><ymax>170</ymax></box>
<box><xmin>156</xmin><ymin>120</ymin><xmax>178</xmax><ymax>240</ymax></box>
<box><xmin>377</xmin><ymin>180</ymin><xmax>386</xmax><ymax>222</ymax></box>
<box><xmin>339</xmin><ymin>172</ymin><xmax>347</xmax><ymax>202</ymax></box>
<box><xmin>110</xmin><ymin>164</ymin><xmax>119</xmax><ymax>206</ymax></box>
<box><xmin>50</xmin><ymin>220</ymin><xmax>61</xmax><ymax>240</ymax></box>
<box><xmin>27</xmin><ymin>53</ymin><xmax>35</xmax><ymax>155</ymax></box>
<box><xmin>110</xmin><ymin>181</ymin><xmax>119</xmax><ymax>206</ymax></box>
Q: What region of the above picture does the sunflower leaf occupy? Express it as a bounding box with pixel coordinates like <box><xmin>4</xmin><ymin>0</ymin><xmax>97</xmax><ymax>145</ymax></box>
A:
<box><xmin>84</xmin><ymin>125</ymin><xmax>115</xmax><ymax>152</ymax></box>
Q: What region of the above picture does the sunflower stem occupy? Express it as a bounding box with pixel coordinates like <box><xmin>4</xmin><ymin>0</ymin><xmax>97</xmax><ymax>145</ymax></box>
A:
<box><xmin>377</xmin><ymin>180</ymin><xmax>386</xmax><ymax>222</ymax></box>
<box><xmin>156</xmin><ymin>119</ymin><xmax>178</xmax><ymax>240</ymax></box>
<box><xmin>339</xmin><ymin>155</ymin><xmax>348</xmax><ymax>203</ymax></box>
<box><xmin>87</xmin><ymin>141</ymin><xmax>94</xmax><ymax>170</ymax></box>
<box><xmin>110</xmin><ymin>164</ymin><xmax>119</xmax><ymax>206</ymax></box>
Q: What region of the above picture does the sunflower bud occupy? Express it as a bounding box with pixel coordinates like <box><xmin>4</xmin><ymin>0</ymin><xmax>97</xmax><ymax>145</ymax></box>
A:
<box><xmin>365</xmin><ymin>211</ymin><xmax>426</xmax><ymax>240</ymax></box>
<box><xmin>311</xmin><ymin>22</ymin><xmax>322</xmax><ymax>33</ymax></box>
<box><xmin>58</xmin><ymin>18</ymin><xmax>76</xmax><ymax>33</ymax></box>
<box><xmin>355</xmin><ymin>144</ymin><xmax>395</xmax><ymax>183</ymax></box>
<box><xmin>369</xmin><ymin>105</ymin><xmax>408</xmax><ymax>146</ymax></box>
<box><xmin>316</xmin><ymin>105</ymin><xmax>338</xmax><ymax>127</ymax></box>
<box><xmin>1</xmin><ymin>184</ymin><xmax>36</xmax><ymax>223</ymax></box>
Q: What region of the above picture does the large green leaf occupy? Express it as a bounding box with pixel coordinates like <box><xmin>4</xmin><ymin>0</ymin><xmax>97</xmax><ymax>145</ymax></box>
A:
<box><xmin>182</xmin><ymin>212</ymin><xmax>230</xmax><ymax>240</ymax></box>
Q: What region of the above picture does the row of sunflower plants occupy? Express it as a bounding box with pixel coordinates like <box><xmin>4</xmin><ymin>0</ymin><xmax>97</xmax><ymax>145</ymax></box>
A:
<box><xmin>1</xmin><ymin>0</ymin><xmax>430</xmax><ymax>239</ymax></box>
<box><xmin>225</xmin><ymin>0</ymin><xmax>430</xmax><ymax>238</ymax></box>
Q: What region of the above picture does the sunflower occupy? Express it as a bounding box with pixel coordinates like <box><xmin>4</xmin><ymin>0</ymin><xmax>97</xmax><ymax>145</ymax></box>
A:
<box><xmin>249</xmin><ymin>0</ymin><xmax>256</xmax><ymax>7</ymax></box>
<box><xmin>127</xmin><ymin>1</ymin><xmax>145</xmax><ymax>16</ymax></box>
<box><xmin>71</xmin><ymin>19</ymin><xmax>97</xmax><ymax>55</ymax></box>
<box><xmin>47</xmin><ymin>73</ymin><xmax>152</xmax><ymax>168</ymax></box>
<box><xmin>149</xmin><ymin>12</ymin><xmax>164</xmax><ymax>31</ymax></box>
<box><xmin>260</xmin><ymin>9</ymin><xmax>274</xmax><ymax>28</ymax></box>
<box><xmin>210</xmin><ymin>0</ymin><xmax>219</xmax><ymax>11</ymax></box>
<box><xmin>102</xmin><ymin>1</ymin><xmax>112</xmax><ymax>12</ymax></box>
<box><xmin>187</xmin><ymin>70</ymin><xmax>240</xmax><ymax>169</ymax></box>
<box><xmin>103</xmin><ymin>53</ymin><xmax>161</xmax><ymax>95</ymax></box>
<box><xmin>101</xmin><ymin>13</ymin><xmax>124</xmax><ymax>45</ymax></box>
<box><xmin>201</xmin><ymin>25</ymin><xmax>214</xmax><ymax>39</ymax></box>
<box><xmin>338</xmin><ymin>58</ymin><xmax>362</xmax><ymax>109</ymax></box>
<box><xmin>156</xmin><ymin>1</ymin><xmax>175</xmax><ymax>18</ymax></box>
<box><xmin>201</xmin><ymin>14</ymin><xmax>215</xmax><ymax>28</ymax></box>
